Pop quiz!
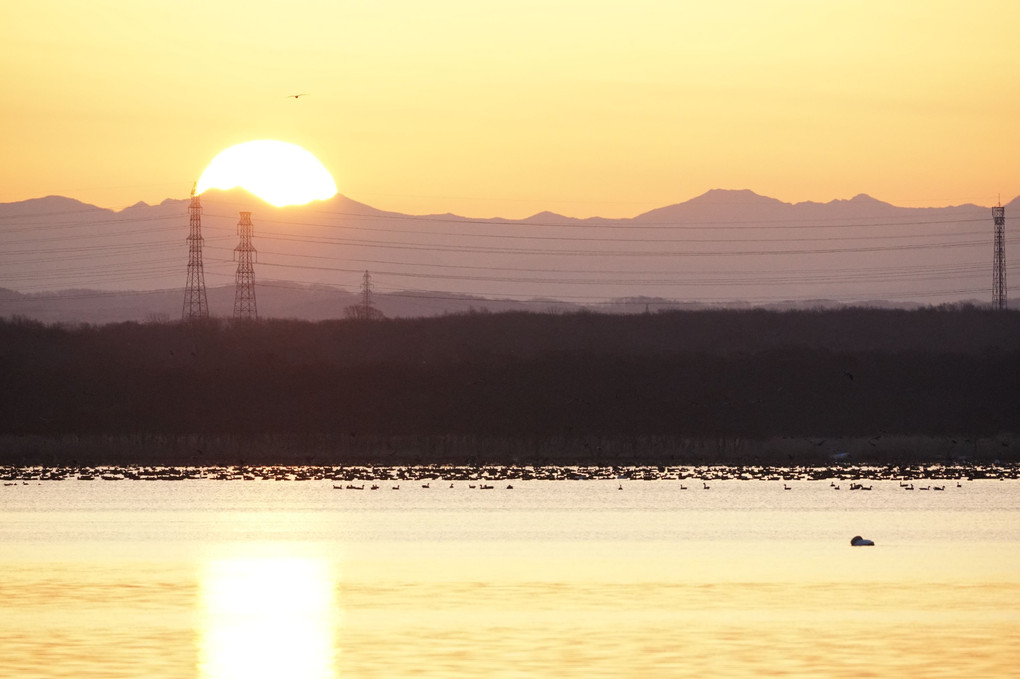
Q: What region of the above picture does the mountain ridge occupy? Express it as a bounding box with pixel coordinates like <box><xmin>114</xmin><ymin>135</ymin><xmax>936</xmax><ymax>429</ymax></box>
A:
<box><xmin>1</xmin><ymin>188</ymin><xmax>1014</xmax><ymax>322</ymax></box>
<box><xmin>3</xmin><ymin>187</ymin><xmax>1015</xmax><ymax>221</ymax></box>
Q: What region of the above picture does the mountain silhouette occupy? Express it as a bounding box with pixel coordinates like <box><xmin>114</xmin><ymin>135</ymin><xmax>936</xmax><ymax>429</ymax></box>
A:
<box><xmin>0</xmin><ymin>188</ymin><xmax>1015</xmax><ymax>323</ymax></box>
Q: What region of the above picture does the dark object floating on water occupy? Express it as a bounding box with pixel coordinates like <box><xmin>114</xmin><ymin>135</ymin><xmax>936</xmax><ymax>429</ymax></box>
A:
<box><xmin>850</xmin><ymin>535</ymin><xmax>875</xmax><ymax>547</ymax></box>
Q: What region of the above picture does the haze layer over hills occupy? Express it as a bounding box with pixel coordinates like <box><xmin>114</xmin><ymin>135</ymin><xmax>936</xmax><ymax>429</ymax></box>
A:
<box><xmin>0</xmin><ymin>189</ymin><xmax>1014</xmax><ymax>322</ymax></box>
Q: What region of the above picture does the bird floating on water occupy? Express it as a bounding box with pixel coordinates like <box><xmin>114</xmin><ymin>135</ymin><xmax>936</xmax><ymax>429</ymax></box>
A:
<box><xmin>850</xmin><ymin>535</ymin><xmax>875</xmax><ymax>547</ymax></box>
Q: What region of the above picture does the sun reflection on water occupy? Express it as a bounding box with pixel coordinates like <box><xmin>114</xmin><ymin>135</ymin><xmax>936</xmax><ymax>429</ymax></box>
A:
<box><xmin>200</xmin><ymin>555</ymin><xmax>336</xmax><ymax>679</ymax></box>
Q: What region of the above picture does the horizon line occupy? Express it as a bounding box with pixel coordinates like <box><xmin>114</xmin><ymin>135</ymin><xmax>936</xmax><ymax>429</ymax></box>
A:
<box><xmin>5</xmin><ymin>187</ymin><xmax>1018</xmax><ymax>221</ymax></box>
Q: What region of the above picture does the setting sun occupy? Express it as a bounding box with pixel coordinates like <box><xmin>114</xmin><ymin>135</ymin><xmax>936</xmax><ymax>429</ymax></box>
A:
<box><xmin>196</xmin><ymin>140</ymin><xmax>337</xmax><ymax>207</ymax></box>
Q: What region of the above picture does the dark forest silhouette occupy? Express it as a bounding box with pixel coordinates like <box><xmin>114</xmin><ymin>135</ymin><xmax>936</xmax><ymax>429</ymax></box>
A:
<box><xmin>1</xmin><ymin>307</ymin><xmax>1018</xmax><ymax>465</ymax></box>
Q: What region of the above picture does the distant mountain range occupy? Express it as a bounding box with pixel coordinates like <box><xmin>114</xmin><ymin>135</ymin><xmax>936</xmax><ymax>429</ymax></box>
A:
<box><xmin>1</xmin><ymin>189</ymin><xmax>1015</xmax><ymax>323</ymax></box>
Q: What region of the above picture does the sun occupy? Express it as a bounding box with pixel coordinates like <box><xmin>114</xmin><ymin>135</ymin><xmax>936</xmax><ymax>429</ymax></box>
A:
<box><xmin>196</xmin><ymin>140</ymin><xmax>337</xmax><ymax>207</ymax></box>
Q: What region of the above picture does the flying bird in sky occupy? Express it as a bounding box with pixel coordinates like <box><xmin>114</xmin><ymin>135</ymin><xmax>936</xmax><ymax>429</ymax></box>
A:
<box><xmin>286</xmin><ymin>93</ymin><xmax>308</xmax><ymax>99</ymax></box>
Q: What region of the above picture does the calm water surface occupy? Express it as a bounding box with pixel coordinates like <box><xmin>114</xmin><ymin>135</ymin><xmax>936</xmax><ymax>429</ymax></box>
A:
<box><xmin>1</xmin><ymin>477</ymin><xmax>1018</xmax><ymax>678</ymax></box>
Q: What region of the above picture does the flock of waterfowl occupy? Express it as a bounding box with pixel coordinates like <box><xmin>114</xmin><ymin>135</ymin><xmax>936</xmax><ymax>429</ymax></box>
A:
<box><xmin>1</xmin><ymin>462</ymin><xmax>1016</xmax><ymax>487</ymax></box>
<box><xmin>333</xmin><ymin>481</ymin><xmax>511</xmax><ymax>491</ymax></box>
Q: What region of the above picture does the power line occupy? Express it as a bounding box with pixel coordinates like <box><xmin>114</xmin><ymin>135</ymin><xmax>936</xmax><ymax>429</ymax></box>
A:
<box><xmin>210</xmin><ymin>246</ymin><xmax>988</xmax><ymax>279</ymax></box>
<box><xmin>368</xmin><ymin>284</ymin><xmax>988</xmax><ymax>305</ymax></box>
<box><xmin>0</xmin><ymin>212</ymin><xmax>184</xmax><ymax>234</ymax></box>
<box><xmin>0</xmin><ymin>223</ymin><xmax>184</xmax><ymax>246</ymax></box>
<box><xmin>203</xmin><ymin>208</ymin><xmax>989</xmax><ymax>231</ymax></box>
<box><xmin>252</xmin><ymin>259</ymin><xmax>983</xmax><ymax>288</ymax></box>
<box><xmin>251</xmin><ymin>231</ymin><xmax>987</xmax><ymax>258</ymax></box>
<box><xmin>248</xmin><ymin>226</ymin><xmax>989</xmax><ymax>246</ymax></box>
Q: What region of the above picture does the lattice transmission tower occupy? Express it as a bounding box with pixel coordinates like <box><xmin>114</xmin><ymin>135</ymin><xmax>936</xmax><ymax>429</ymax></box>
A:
<box><xmin>182</xmin><ymin>183</ymin><xmax>209</xmax><ymax>320</ymax></box>
<box><xmin>993</xmin><ymin>205</ymin><xmax>1006</xmax><ymax>310</ymax></box>
<box><xmin>233</xmin><ymin>211</ymin><xmax>258</xmax><ymax>319</ymax></box>
<box><xmin>361</xmin><ymin>269</ymin><xmax>373</xmax><ymax>311</ymax></box>
<box><xmin>344</xmin><ymin>270</ymin><xmax>384</xmax><ymax>319</ymax></box>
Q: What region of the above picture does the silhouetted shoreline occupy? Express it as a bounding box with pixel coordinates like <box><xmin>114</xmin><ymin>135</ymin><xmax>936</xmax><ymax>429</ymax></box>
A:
<box><xmin>2</xmin><ymin>461</ymin><xmax>1017</xmax><ymax>483</ymax></box>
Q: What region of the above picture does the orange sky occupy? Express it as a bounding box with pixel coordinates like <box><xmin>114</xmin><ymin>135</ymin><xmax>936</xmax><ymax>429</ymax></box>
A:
<box><xmin>2</xmin><ymin>0</ymin><xmax>1017</xmax><ymax>218</ymax></box>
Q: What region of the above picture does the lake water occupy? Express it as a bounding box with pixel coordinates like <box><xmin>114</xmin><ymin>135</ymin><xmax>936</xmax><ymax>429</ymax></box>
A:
<box><xmin>1</xmin><ymin>475</ymin><xmax>1018</xmax><ymax>678</ymax></box>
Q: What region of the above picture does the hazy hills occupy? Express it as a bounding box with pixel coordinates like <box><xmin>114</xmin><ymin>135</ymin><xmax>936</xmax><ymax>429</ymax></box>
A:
<box><xmin>0</xmin><ymin>189</ymin><xmax>1015</xmax><ymax>323</ymax></box>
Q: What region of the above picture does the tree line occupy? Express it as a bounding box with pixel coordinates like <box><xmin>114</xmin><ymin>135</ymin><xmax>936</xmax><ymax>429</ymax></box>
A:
<box><xmin>1</xmin><ymin>307</ymin><xmax>1017</xmax><ymax>464</ymax></box>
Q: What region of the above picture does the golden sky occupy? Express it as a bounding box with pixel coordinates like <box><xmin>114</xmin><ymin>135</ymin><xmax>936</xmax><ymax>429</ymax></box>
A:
<box><xmin>2</xmin><ymin>0</ymin><xmax>1017</xmax><ymax>218</ymax></box>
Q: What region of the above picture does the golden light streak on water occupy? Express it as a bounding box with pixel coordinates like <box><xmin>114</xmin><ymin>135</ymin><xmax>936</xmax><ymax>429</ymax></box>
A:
<box><xmin>199</xmin><ymin>555</ymin><xmax>336</xmax><ymax>679</ymax></box>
